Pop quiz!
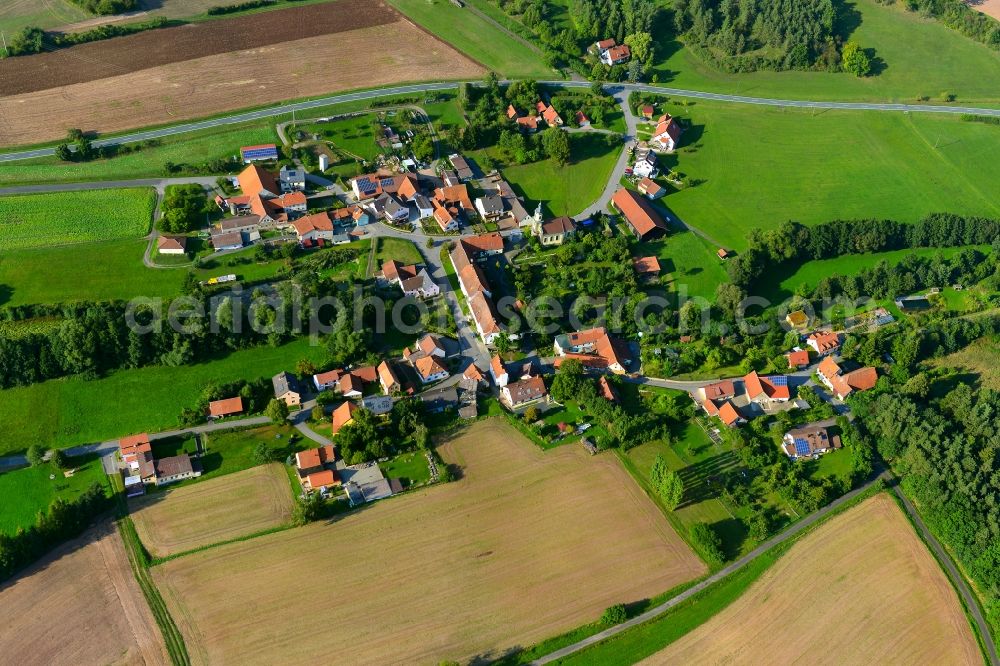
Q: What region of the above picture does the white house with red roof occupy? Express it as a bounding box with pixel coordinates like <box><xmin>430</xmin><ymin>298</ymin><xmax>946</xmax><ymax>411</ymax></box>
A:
<box><xmin>596</xmin><ymin>38</ymin><xmax>631</xmax><ymax>65</ymax></box>
<box><xmin>651</xmin><ymin>114</ymin><xmax>682</xmax><ymax>152</ymax></box>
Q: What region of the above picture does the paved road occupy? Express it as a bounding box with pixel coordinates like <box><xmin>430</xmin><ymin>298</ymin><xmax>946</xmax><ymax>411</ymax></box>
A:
<box><xmin>892</xmin><ymin>486</ymin><xmax>1000</xmax><ymax>666</ymax></box>
<box><xmin>532</xmin><ymin>471</ymin><xmax>891</xmax><ymax>664</ymax></box>
<box><xmin>0</xmin><ymin>176</ymin><xmax>220</xmax><ymax>195</ymax></box>
<box><xmin>573</xmin><ymin>89</ymin><xmax>637</xmax><ymax>223</ymax></box>
<box><xmin>4</xmin><ymin>80</ymin><xmax>1000</xmax><ymax>163</ymax></box>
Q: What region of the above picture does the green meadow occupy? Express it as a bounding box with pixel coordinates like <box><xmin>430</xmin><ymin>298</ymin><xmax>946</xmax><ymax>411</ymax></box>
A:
<box><xmin>0</xmin><ymin>455</ymin><xmax>110</xmax><ymax>536</ymax></box>
<box><xmin>659</xmin><ymin>102</ymin><xmax>1000</xmax><ymax>250</ymax></box>
<box><xmin>0</xmin><ymin>338</ymin><xmax>327</xmax><ymax>456</ymax></box>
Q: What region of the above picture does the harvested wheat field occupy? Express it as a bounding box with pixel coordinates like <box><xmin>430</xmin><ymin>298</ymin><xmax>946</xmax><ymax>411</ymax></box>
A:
<box><xmin>0</xmin><ymin>1</ymin><xmax>482</xmax><ymax>145</ymax></box>
<box><xmin>640</xmin><ymin>494</ymin><xmax>981</xmax><ymax>666</ymax></box>
<box><xmin>153</xmin><ymin>419</ymin><xmax>705</xmax><ymax>664</ymax></box>
<box><xmin>0</xmin><ymin>521</ymin><xmax>168</xmax><ymax>665</ymax></box>
<box><xmin>131</xmin><ymin>463</ymin><xmax>294</xmax><ymax>558</ymax></box>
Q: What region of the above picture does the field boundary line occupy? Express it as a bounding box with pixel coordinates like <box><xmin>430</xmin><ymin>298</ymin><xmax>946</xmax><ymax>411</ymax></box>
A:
<box><xmin>531</xmin><ymin>473</ymin><xmax>890</xmax><ymax>664</ymax></box>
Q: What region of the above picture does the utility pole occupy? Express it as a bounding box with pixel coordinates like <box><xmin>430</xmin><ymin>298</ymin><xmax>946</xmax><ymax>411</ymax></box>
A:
<box><xmin>1</xmin><ymin>31</ymin><xmax>8</xmax><ymax>58</ymax></box>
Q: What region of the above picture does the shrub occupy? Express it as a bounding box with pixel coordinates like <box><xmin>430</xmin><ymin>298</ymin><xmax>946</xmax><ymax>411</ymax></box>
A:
<box><xmin>601</xmin><ymin>603</ymin><xmax>628</xmax><ymax>625</ymax></box>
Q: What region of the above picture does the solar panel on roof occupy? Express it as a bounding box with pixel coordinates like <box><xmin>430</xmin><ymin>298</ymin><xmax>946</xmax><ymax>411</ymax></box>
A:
<box><xmin>771</xmin><ymin>375</ymin><xmax>788</xmax><ymax>386</ymax></box>
<box><xmin>794</xmin><ymin>438</ymin><xmax>810</xmax><ymax>456</ymax></box>
<box><xmin>241</xmin><ymin>146</ymin><xmax>278</xmax><ymax>160</ymax></box>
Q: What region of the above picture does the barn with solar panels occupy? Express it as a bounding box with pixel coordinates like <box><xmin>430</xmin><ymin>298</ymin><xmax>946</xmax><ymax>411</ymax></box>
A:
<box><xmin>782</xmin><ymin>423</ymin><xmax>841</xmax><ymax>460</ymax></box>
<box><xmin>241</xmin><ymin>144</ymin><xmax>279</xmax><ymax>163</ymax></box>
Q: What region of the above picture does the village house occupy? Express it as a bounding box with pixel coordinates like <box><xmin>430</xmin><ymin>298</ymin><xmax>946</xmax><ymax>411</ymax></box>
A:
<box><xmin>596</xmin><ymin>38</ymin><xmax>631</xmax><ymax>65</ymax></box>
<box><xmin>377</xmin><ymin>360</ymin><xmax>403</xmax><ymax>395</ymax></box>
<box><xmin>786</xmin><ymin>349</ymin><xmax>810</xmax><ymax>369</ymax></box>
<box><xmin>476</xmin><ymin>193</ymin><xmax>506</xmax><ymax>221</ymax></box>
<box><xmin>153</xmin><ymin>455</ymin><xmax>202</xmax><ymax>486</ymax></box>
<box><xmin>400</xmin><ymin>269</ymin><xmax>439</xmax><ymax>299</ymax></box>
<box><xmin>449</xmin><ymin>154</ymin><xmax>475</xmax><ymax>181</ymax></box>
<box><xmin>433</xmin><ymin>183</ymin><xmax>475</xmax><ymax>232</ymax></box>
<box><xmin>219</xmin><ymin>164</ymin><xmax>308</xmax><ymax>224</ymax></box>
<box><xmin>210</xmin><ymin>231</ymin><xmax>244</xmax><ymax>251</ymax></box>
<box><xmin>651</xmin><ymin>114</ymin><xmax>682</xmax><ymax>152</ymax></box>
<box><xmin>119</xmin><ymin>433</ymin><xmax>155</xmax><ymax>491</ymax></box>
<box><xmin>157</xmin><ymin>236</ymin><xmax>187</xmax><ymax>255</ymax></box>
<box><xmin>490</xmin><ymin>354</ymin><xmax>509</xmax><ymax>388</ymax></box>
<box><xmin>332</xmin><ymin>401</ymin><xmax>358</xmax><ymax>435</ymax></box>
<box><xmin>313</xmin><ymin>368</ymin><xmax>343</xmax><ymax>392</ymax></box>
<box><xmin>414</xmin><ymin>355</ymin><xmax>450</xmax><ymax>384</ymax></box>
<box><xmin>292</xmin><ymin>211</ymin><xmax>334</xmax><ymax>243</ymax></box>
<box><xmin>405</xmin><ymin>333</ymin><xmax>460</xmax><ymax>361</ymax></box>
<box><xmin>450</xmin><ymin>233</ymin><xmax>509</xmax><ymax>346</ymax></box>
<box><xmin>782</xmin><ymin>424</ymin><xmax>840</xmax><ymax>460</ymax></box>
<box><xmin>632</xmin><ymin>152</ymin><xmax>658</xmax><ymax>179</ymax></box>
<box><xmin>501</xmin><ymin>375</ymin><xmax>548</xmax><ymax>409</ymax></box>
<box><xmin>637</xmin><ymin>177</ymin><xmax>665</xmax><ymax>200</ymax></box>
<box><xmin>536</xmin><ymin>100</ymin><xmax>563</xmax><ymax>126</ymax></box>
<box><xmin>462</xmin><ymin>363</ymin><xmax>487</xmax><ymax>391</ymax></box>
<box><xmin>421</xmin><ymin>386</ymin><xmax>460</xmax><ymax>413</ymax></box>
<box><xmin>817</xmin><ymin>357</ymin><xmax>878</xmax><ymax>400</ymax></box>
<box><xmin>611</xmin><ymin>188</ymin><xmax>669</xmax><ymax>241</ymax></box>
<box><xmin>640</xmin><ymin>104</ymin><xmax>655</xmax><ymax>120</ymax></box>
<box><xmin>807</xmin><ymin>330</ymin><xmax>842</xmax><ymax>355</ymax></box>
<box><xmin>296</xmin><ymin>444</ymin><xmax>339</xmax><ymax>491</ymax></box>
<box><xmin>272</xmin><ymin>371</ymin><xmax>304</xmax><ymax>407</ymax></box>
<box><xmin>743</xmin><ymin>370</ymin><xmax>791</xmax><ymax>406</ymax></box>
<box><xmin>535</xmin><ymin>216</ymin><xmax>576</xmax><ymax>246</ymax></box>
<box><xmin>219</xmin><ymin>215</ymin><xmax>262</xmax><ymax>236</ymax></box>
<box><xmin>207</xmin><ymin>396</ymin><xmax>243</xmax><ymax>419</ymax></box>
<box><xmin>575</xmin><ymin>110</ymin><xmax>590</xmax><ymax>127</ymax></box>
<box><xmin>278</xmin><ymin>164</ymin><xmax>306</xmax><ymax>192</ymax></box>
<box><xmin>338</xmin><ymin>365</ymin><xmax>377</xmax><ymax>398</ymax></box>
<box><xmin>717</xmin><ymin>401</ymin><xmax>745</xmax><ymax>427</ymax></box>
<box><xmin>785</xmin><ymin>309</ymin><xmax>810</xmax><ymax>330</ymax></box>
<box><xmin>553</xmin><ymin>327</ymin><xmax>632</xmax><ymax>374</ymax></box>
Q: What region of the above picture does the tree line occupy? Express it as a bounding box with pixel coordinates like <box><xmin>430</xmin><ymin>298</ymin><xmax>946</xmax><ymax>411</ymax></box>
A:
<box><xmin>0</xmin><ymin>483</ymin><xmax>112</xmax><ymax>583</ymax></box>
<box><xmin>673</xmin><ymin>0</ymin><xmax>842</xmax><ymax>71</ymax></box>
<box><xmin>883</xmin><ymin>0</ymin><xmax>1000</xmax><ymax>49</ymax></box>
<box><xmin>728</xmin><ymin>214</ymin><xmax>1000</xmax><ymax>291</ymax></box>
<box><xmin>3</xmin><ymin>17</ymin><xmax>172</xmax><ymax>58</ymax></box>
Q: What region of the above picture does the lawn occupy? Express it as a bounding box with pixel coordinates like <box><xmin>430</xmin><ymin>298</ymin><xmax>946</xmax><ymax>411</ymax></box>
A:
<box><xmin>386</xmin><ymin>0</ymin><xmax>554</xmax><ymax>78</ymax></box>
<box><xmin>0</xmin><ymin>124</ymin><xmax>276</xmax><ymax>186</ymax></box>
<box><xmin>0</xmin><ymin>238</ymin><xmax>186</xmax><ymax>307</ymax></box>
<box><xmin>374</xmin><ymin>236</ymin><xmax>423</xmax><ymax>266</ymax></box>
<box><xmin>758</xmin><ymin>245</ymin><xmax>991</xmax><ymax>302</ymax></box>
<box><xmin>659</xmin><ymin>100</ymin><xmax>1000</xmax><ymax>250</ymax></box>
<box><xmin>0</xmin><ymin>454</ymin><xmax>110</xmax><ymax>535</ymax></box>
<box><xmin>0</xmin><ymin>338</ymin><xmax>327</xmax><ymax>455</ymax></box>
<box><xmin>636</xmin><ymin>231</ymin><xmax>728</xmax><ymax>301</ymax></box>
<box><xmin>647</xmin><ymin>0</ymin><xmax>1000</xmax><ymax>104</ymax></box>
<box><xmin>0</xmin><ymin>189</ymin><xmax>155</xmax><ymax>250</ymax></box>
<box><xmin>297</xmin><ymin>115</ymin><xmax>380</xmax><ymax>161</ymax></box>
<box><xmin>0</xmin><ymin>0</ymin><xmax>89</xmax><ymax>33</ymax></box>
<box><xmin>480</xmin><ymin>133</ymin><xmax>620</xmax><ymax>217</ymax></box>
<box><xmin>930</xmin><ymin>336</ymin><xmax>1000</xmax><ymax>390</ymax></box>
<box><xmin>381</xmin><ymin>450</ymin><xmax>431</xmax><ymax>488</ymax></box>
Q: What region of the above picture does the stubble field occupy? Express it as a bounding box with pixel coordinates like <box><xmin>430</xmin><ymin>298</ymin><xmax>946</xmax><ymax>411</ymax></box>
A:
<box><xmin>153</xmin><ymin>419</ymin><xmax>706</xmax><ymax>664</ymax></box>
<box><xmin>0</xmin><ymin>1</ymin><xmax>482</xmax><ymax>145</ymax></box>
<box><xmin>0</xmin><ymin>522</ymin><xmax>168</xmax><ymax>665</ymax></box>
<box><xmin>131</xmin><ymin>463</ymin><xmax>295</xmax><ymax>558</ymax></box>
<box><xmin>638</xmin><ymin>494</ymin><xmax>981</xmax><ymax>666</ymax></box>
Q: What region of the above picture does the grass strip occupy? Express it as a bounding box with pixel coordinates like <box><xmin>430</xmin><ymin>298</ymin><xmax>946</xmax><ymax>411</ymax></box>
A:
<box><xmin>111</xmin><ymin>475</ymin><xmax>191</xmax><ymax>666</ymax></box>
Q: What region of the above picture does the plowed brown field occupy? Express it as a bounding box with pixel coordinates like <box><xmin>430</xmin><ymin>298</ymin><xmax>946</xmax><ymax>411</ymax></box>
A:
<box><xmin>0</xmin><ymin>521</ymin><xmax>168</xmax><ymax>665</ymax></box>
<box><xmin>639</xmin><ymin>494</ymin><xmax>981</xmax><ymax>666</ymax></box>
<box><xmin>0</xmin><ymin>1</ymin><xmax>482</xmax><ymax>146</ymax></box>
<box><xmin>0</xmin><ymin>1</ymin><xmax>396</xmax><ymax>95</ymax></box>
<box><xmin>153</xmin><ymin>419</ymin><xmax>706</xmax><ymax>665</ymax></box>
<box><xmin>131</xmin><ymin>463</ymin><xmax>294</xmax><ymax>558</ymax></box>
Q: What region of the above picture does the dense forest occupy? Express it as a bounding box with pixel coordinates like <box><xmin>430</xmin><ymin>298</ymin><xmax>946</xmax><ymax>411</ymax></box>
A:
<box><xmin>672</xmin><ymin>0</ymin><xmax>842</xmax><ymax>71</ymax></box>
<box><xmin>727</xmin><ymin>214</ymin><xmax>1000</xmax><ymax>290</ymax></box>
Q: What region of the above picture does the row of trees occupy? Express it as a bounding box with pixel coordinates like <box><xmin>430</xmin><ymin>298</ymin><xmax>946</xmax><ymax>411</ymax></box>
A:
<box><xmin>728</xmin><ymin>214</ymin><xmax>1000</xmax><ymax>290</ymax></box>
<box><xmin>3</xmin><ymin>16</ymin><xmax>165</xmax><ymax>58</ymax></box>
<box><xmin>673</xmin><ymin>0</ymin><xmax>842</xmax><ymax>72</ymax></box>
<box><xmin>0</xmin><ymin>484</ymin><xmax>112</xmax><ymax>582</ymax></box>
<box><xmin>890</xmin><ymin>0</ymin><xmax>1000</xmax><ymax>48</ymax></box>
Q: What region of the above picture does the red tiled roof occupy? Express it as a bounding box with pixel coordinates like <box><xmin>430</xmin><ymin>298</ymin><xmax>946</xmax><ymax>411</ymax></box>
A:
<box><xmin>507</xmin><ymin>104</ymin><xmax>521</xmax><ymax>119</ymax></box>
<box><xmin>541</xmin><ymin>105</ymin><xmax>561</xmax><ymax>125</ymax></box>
<box><xmin>332</xmin><ymin>402</ymin><xmax>358</xmax><ymax>434</ymax></box>
<box><xmin>238</xmin><ymin>164</ymin><xmax>279</xmax><ymax>197</ymax></box>
<box><xmin>433</xmin><ymin>184</ymin><xmax>473</xmax><ymax>211</ymax></box>
<box><xmin>208</xmin><ymin>396</ymin><xmax>243</xmax><ymax>417</ymax></box>
<box><xmin>575</xmin><ymin>110</ymin><xmax>589</xmax><ymax>124</ymax></box>
<box><xmin>306</xmin><ymin>469</ymin><xmax>340</xmax><ymax>489</ymax></box>
<box><xmin>632</xmin><ymin>256</ymin><xmax>661</xmax><ymax>275</ymax></box>
<box><xmin>808</xmin><ymin>331</ymin><xmax>842</xmax><ymax>353</ymax></box>
<box><xmin>377</xmin><ymin>360</ymin><xmax>400</xmax><ymax>389</ymax></box>
<box><xmin>598</xmin><ymin>376</ymin><xmax>619</xmax><ymax>403</ymax></box>
<box><xmin>611</xmin><ymin>188</ymin><xmax>668</xmax><ymax>239</ymax></box>
<box><xmin>462</xmin><ymin>232</ymin><xmax>504</xmax><ymax>253</ymax></box>
<box><xmin>314</xmin><ymin>369</ymin><xmax>343</xmax><ymax>386</ymax></box>
<box><xmin>637</xmin><ymin>178</ymin><xmax>663</xmax><ymax>196</ymax></box>
<box><xmin>464</xmin><ymin>364</ymin><xmax>485</xmax><ymax>381</ymax></box>
<box><xmin>516</xmin><ymin>116</ymin><xmax>539</xmax><ymax>130</ymax></box>
<box><xmin>743</xmin><ymin>371</ymin><xmax>790</xmax><ymax>401</ymax></box>
<box><xmin>703</xmin><ymin>380</ymin><xmax>735</xmax><ymax>400</ymax></box>
<box><xmin>718</xmin><ymin>401</ymin><xmax>742</xmax><ymax>426</ymax></box>
<box><xmin>541</xmin><ymin>217</ymin><xmax>575</xmax><ymax>234</ymax></box>
<box><xmin>415</xmin><ymin>355</ymin><xmax>448</xmax><ymax>381</ymax></box>
<box><xmin>817</xmin><ymin>356</ymin><xmax>842</xmax><ymax>380</ymax></box>
<box><xmin>157</xmin><ymin>235</ymin><xmax>186</xmax><ymax>251</ymax></box>
<box><xmin>351</xmin><ymin>365</ymin><xmax>378</xmax><ymax>384</ymax></box>
<box><xmin>491</xmin><ymin>354</ymin><xmax>506</xmax><ymax>378</ymax></box>
<box><xmin>702</xmin><ymin>399</ymin><xmax>720</xmax><ymax>416</ymax></box>
<box><xmin>292</xmin><ymin>211</ymin><xmax>332</xmax><ymax>236</ymax></box>
<box><xmin>606</xmin><ymin>44</ymin><xmax>631</xmax><ymax>61</ymax></box>
<box><xmin>786</xmin><ymin>349</ymin><xmax>810</xmax><ymax>368</ymax></box>
<box><xmin>470</xmin><ymin>291</ymin><xmax>501</xmax><ymax>336</ymax></box>
<box><xmin>596</xmin><ymin>38</ymin><xmax>616</xmax><ymax>49</ymax></box>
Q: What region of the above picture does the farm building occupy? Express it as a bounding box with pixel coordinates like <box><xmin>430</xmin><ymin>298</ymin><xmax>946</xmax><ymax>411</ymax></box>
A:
<box><xmin>637</xmin><ymin>178</ymin><xmax>665</xmax><ymax>200</ymax></box>
<box><xmin>240</xmin><ymin>144</ymin><xmax>279</xmax><ymax>163</ymax></box>
<box><xmin>157</xmin><ymin>236</ymin><xmax>187</xmax><ymax>255</ymax></box>
<box><xmin>210</xmin><ymin>231</ymin><xmax>244</xmax><ymax>251</ymax></box>
<box><xmin>208</xmin><ymin>397</ymin><xmax>243</xmax><ymax>419</ymax></box>
<box><xmin>153</xmin><ymin>455</ymin><xmax>202</xmax><ymax>486</ymax></box>
<box><xmin>501</xmin><ymin>376</ymin><xmax>548</xmax><ymax>409</ymax></box>
<box><xmin>421</xmin><ymin>386</ymin><xmax>460</xmax><ymax>413</ymax></box>
<box><xmin>611</xmin><ymin>188</ymin><xmax>668</xmax><ymax>241</ymax></box>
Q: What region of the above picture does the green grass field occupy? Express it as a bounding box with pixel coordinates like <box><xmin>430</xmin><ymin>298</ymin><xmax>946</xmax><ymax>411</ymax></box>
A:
<box><xmin>760</xmin><ymin>245</ymin><xmax>991</xmax><ymax>302</ymax></box>
<box><xmin>0</xmin><ymin>188</ymin><xmax>155</xmax><ymax>250</ymax></box>
<box><xmin>0</xmin><ymin>454</ymin><xmax>110</xmax><ymax>535</ymax></box>
<box><xmin>381</xmin><ymin>450</ymin><xmax>431</xmax><ymax>488</ymax></box>
<box><xmin>374</xmin><ymin>237</ymin><xmax>423</xmax><ymax>266</ymax></box>
<box><xmin>298</xmin><ymin>115</ymin><xmax>380</xmax><ymax>161</ymax></box>
<box><xmin>0</xmin><ymin>0</ymin><xmax>89</xmax><ymax>33</ymax></box>
<box><xmin>0</xmin><ymin>125</ymin><xmax>276</xmax><ymax>186</ymax></box>
<box><xmin>636</xmin><ymin>231</ymin><xmax>728</xmax><ymax>301</ymax></box>
<box><xmin>386</xmin><ymin>0</ymin><xmax>554</xmax><ymax>78</ymax></box>
<box><xmin>648</xmin><ymin>0</ymin><xmax>1000</xmax><ymax>104</ymax></box>
<box><xmin>658</xmin><ymin>101</ymin><xmax>1000</xmax><ymax>250</ymax></box>
<box><xmin>0</xmin><ymin>338</ymin><xmax>327</xmax><ymax>455</ymax></box>
<box><xmin>478</xmin><ymin>133</ymin><xmax>620</xmax><ymax>217</ymax></box>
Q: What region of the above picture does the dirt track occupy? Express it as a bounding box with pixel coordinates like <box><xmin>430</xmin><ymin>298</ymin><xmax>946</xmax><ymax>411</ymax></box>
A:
<box><xmin>131</xmin><ymin>463</ymin><xmax>294</xmax><ymax>558</ymax></box>
<box><xmin>0</xmin><ymin>1</ymin><xmax>397</xmax><ymax>95</ymax></box>
<box><xmin>0</xmin><ymin>22</ymin><xmax>482</xmax><ymax>145</ymax></box>
<box><xmin>153</xmin><ymin>419</ymin><xmax>705</xmax><ymax>665</ymax></box>
<box><xmin>639</xmin><ymin>494</ymin><xmax>981</xmax><ymax>666</ymax></box>
<box><xmin>0</xmin><ymin>521</ymin><xmax>168</xmax><ymax>665</ymax></box>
